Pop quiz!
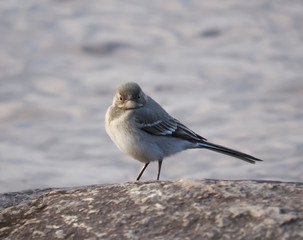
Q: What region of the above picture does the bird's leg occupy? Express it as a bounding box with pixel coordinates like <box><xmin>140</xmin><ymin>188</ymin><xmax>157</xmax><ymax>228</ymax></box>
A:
<box><xmin>136</xmin><ymin>162</ymin><xmax>150</xmax><ymax>181</ymax></box>
<box><xmin>157</xmin><ymin>160</ymin><xmax>163</xmax><ymax>180</ymax></box>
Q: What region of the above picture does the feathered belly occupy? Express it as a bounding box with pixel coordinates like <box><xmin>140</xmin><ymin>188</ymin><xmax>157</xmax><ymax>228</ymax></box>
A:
<box><xmin>107</xmin><ymin>120</ymin><xmax>162</xmax><ymax>163</ymax></box>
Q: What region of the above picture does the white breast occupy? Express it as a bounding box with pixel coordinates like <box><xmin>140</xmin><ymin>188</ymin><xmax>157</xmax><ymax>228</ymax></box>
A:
<box><xmin>105</xmin><ymin>108</ymin><xmax>163</xmax><ymax>163</ymax></box>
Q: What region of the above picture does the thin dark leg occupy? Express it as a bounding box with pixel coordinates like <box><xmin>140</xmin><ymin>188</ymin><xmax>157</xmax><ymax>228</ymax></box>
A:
<box><xmin>157</xmin><ymin>160</ymin><xmax>163</xmax><ymax>180</ymax></box>
<box><xmin>136</xmin><ymin>162</ymin><xmax>150</xmax><ymax>181</ymax></box>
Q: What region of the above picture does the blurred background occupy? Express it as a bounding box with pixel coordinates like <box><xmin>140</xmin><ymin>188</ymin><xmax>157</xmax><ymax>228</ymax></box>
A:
<box><xmin>0</xmin><ymin>0</ymin><xmax>302</xmax><ymax>193</ymax></box>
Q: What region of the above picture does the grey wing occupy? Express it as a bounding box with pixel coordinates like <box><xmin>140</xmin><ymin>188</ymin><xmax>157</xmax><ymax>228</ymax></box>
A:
<box><xmin>173</xmin><ymin>119</ymin><xmax>207</xmax><ymax>142</ymax></box>
<box><xmin>134</xmin><ymin>107</ymin><xmax>206</xmax><ymax>142</ymax></box>
<box><xmin>141</xmin><ymin>117</ymin><xmax>178</xmax><ymax>136</ymax></box>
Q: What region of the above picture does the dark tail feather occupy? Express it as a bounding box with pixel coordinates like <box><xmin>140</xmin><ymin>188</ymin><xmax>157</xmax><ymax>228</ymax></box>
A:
<box><xmin>198</xmin><ymin>141</ymin><xmax>263</xmax><ymax>164</ymax></box>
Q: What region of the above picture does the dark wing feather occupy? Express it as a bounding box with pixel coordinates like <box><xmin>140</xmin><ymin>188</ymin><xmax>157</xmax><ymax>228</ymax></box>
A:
<box><xmin>172</xmin><ymin>120</ymin><xmax>207</xmax><ymax>142</ymax></box>
<box><xmin>136</xmin><ymin>114</ymin><xmax>206</xmax><ymax>142</ymax></box>
<box><xmin>134</xmin><ymin>96</ymin><xmax>206</xmax><ymax>142</ymax></box>
<box><xmin>139</xmin><ymin>118</ymin><xmax>177</xmax><ymax>136</ymax></box>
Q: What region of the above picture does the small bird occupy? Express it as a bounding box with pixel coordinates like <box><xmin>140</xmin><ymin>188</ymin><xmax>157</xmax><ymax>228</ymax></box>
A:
<box><xmin>105</xmin><ymin>82</ymin><xmax>262</xmax><ymax>181</ymax></box>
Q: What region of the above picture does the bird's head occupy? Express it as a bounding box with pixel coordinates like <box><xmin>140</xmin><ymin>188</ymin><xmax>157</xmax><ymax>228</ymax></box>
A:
<box><xmin>113</xmin><ymin>82</ymin><xmax>147</xmax><ymax>109</ymax></box>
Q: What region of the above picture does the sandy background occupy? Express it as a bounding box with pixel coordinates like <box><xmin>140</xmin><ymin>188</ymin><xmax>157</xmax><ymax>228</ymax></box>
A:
<box><xmin>0</xmin><ymin>0</ymin><xmax>302</xmax><ymax>193</ymax></box>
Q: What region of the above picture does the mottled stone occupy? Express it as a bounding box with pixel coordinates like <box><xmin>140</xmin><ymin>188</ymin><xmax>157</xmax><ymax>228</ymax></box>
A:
<box><xmin>0</xmin><ymin>188</ymin><xmax>55</xmax><ymax>211</ymax></box>
<box><xmin>0</xmin><ymin>179</ymin><xmax>302</xmax><ymax>239</ymax></box>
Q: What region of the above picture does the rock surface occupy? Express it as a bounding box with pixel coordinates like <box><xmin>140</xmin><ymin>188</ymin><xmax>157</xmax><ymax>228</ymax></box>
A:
<box><xmin>0</xmin><ymin>185</ymin><xmax>105</xmax><ymax>211</ymax></box>
<box><xmin>0</xmin><ymin>188</ymin><xmax>56</xmax><ymax>211</ymax></box>
<box><xmin>0</xmin><ymin>179</ymin><xmax>303</xmax><ymax>239</ymax></box>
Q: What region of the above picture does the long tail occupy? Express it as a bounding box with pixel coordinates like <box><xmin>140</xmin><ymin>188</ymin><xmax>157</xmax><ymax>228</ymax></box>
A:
<box><xmin>198</xmin><ymin>141</ymin><xmax>263</xmax><ymax>164</ymax></box>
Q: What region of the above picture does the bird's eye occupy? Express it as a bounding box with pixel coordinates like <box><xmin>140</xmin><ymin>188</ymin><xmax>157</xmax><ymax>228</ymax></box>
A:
<box><xmin>119</xmin><ymin>97</ymin><xmax>123</xmax><ymax>101</ymax></box>
<box><xmin>137</xmin><ymin>95</ymin><xmax>140</xmax><ymax>99</ymax></box>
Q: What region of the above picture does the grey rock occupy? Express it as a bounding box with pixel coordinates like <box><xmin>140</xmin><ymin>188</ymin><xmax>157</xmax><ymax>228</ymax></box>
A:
<box><xmin>0</xmin><ymin>179</ymin><xmax>303</xmax><ymax>240</ymax></box>
<box><xmin>0</xmin><ymin>188</ymin><xmax>55</xmax><ymax>211</ymax></box>
<box><xmin>0</xmin><ymin>185</ymin><xmax>106</xmax><ymax>211</ymax></box>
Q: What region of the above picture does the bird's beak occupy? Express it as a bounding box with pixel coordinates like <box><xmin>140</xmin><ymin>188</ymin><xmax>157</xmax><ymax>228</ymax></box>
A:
<box><xmin>127</xmin><ymin>95</ymin><xmax>135</xmax><ymax>101</ymax></box>
<box><xmin>124</xmin><ymin>99</ymin><xmax>141</xmax><ymax>109</ymax></box>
